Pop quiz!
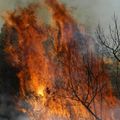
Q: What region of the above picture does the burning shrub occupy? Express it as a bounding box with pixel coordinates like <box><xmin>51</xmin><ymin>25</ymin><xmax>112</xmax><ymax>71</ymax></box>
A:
<box><xmin>0</xmin><ymin>0</ymin><xmax>118</xmax><ymax>120</ymax></box>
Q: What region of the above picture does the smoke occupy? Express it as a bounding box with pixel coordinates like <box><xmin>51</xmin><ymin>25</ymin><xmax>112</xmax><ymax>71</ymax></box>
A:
<box><xmin>0</xmin><ymin>94</ymin><xmax>30</xmax><ymax>120</ymax></box>
<box><xmin>0</xmin><ymin>0</ymin><xmax>120</xmax><ymax>33</ymax></box>
<box><xmin>0</xmin><ymin>1</ymin><xmax>120</xmax><ymax>120</ymax></box>
<box><xmin>16</xmin><ymin>116</ymin><xmax>29</xmax><ymax>120</ymax></box>
<box><xmin>60</xmin><ymin>0</ymin><xmax>120</xmax><ymax>34</ymax></box>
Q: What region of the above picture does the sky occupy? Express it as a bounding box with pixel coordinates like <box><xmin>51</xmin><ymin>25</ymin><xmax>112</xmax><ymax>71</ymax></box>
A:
<box><xmin>0</xmin><ymin>0</ymin><xmax>120</xmax><ymax>33</ymax></box>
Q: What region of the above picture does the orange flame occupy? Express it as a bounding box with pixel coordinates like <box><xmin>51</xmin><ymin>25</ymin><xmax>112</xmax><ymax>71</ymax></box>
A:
<box><xmin>2</xmin><ymin>0</ymin><xmax>118</xmax><ymax>120</ymax></box>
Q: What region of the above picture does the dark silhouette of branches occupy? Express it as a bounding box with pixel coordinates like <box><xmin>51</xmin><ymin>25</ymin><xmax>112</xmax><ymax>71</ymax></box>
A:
<box><xmin>96</xmin><ymin>14</ymin><xmax>120</xmax><ymax>98</ymax></box>
<box><xmin>56</xmin><ymin>41</ymin><xmax>108</xmax><ymax>120</ymax></box>
<box><xmin>96</xmin><ymin>14</ymin><xmax>120</xmax><ymax>62</ymax></box>
<box><xmin>68</xmin><ymin>52</ymin><xmax>105</xmax><ymax>120</ymax></box>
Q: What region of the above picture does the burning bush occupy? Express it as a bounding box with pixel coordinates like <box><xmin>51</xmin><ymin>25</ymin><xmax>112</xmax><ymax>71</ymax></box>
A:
<box><xmin>0</xmin><ymin>0</ymin><xmax>118</xmax><ymax>120</ymax></box>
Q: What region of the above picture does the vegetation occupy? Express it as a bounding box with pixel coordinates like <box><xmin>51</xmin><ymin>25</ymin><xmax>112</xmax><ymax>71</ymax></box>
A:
<box><xmin>96</xmin><ymin>14</ymin><xmax>120</xmax><ymax>98</ymax></box>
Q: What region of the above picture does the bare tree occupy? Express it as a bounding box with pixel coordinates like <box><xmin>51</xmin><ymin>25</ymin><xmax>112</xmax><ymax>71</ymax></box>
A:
<box><xmin>54</xmin><ymin>41</ymin><xmax>110</xmax><ymax>120</ymax></box>
<box><xmin>96</xmin><ymin>14</ymin><xmax>120</xmax><ymax>97</ymax></box>
<box><xmin>96</xmin><ymin>14</ymin><xmax>120</xmax><ymax>62</ymax></box>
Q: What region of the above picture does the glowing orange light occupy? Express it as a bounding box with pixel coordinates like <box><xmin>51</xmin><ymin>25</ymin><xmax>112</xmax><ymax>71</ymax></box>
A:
<box><xmin>37</xmin><ymin>85</ymin><xmax>45</xmax><ymax>97</ymax></box>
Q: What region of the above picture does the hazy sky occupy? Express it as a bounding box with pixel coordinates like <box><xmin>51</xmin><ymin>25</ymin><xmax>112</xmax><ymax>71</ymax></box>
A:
<box><xmin>0</xmin><ymin>0</ymin><xmax>120</xmax><ymax>33</ymax></box>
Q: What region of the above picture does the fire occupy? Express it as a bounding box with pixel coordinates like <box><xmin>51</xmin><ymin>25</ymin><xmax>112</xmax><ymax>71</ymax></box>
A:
<box><xmin>2</xmin><ymin>0</ymin><xmax>118</xmax><ymax>120</ymax></box>
<box><xmin>37</xmin><ymin>85</ymin><xmax>45</xmax><ymax>97</ymax></box>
